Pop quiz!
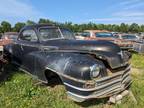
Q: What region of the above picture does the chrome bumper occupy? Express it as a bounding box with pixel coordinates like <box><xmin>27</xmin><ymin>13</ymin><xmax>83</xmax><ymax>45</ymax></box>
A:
<box><xmin>66</xmin><ymin>65</ymin><xmax>131</xmax><ymax>102</ymax></box>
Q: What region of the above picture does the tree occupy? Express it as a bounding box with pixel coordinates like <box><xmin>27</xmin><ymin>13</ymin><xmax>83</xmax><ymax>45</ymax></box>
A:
<box><xmin>140</xmin><ymin>25</ymin><xmax>144</xmax><ymax>32</ymax></box>
<box><xmin>129</xmin><ymin>23</ymin><xmax>139</xmax><ymax>33</ymax></box>
<box><xmin>1</xmin><ymin>21</ymin><xmax>11</xmax><ymax>33</ymax></box>
<box><xmin>26</xmin><ymin>20</ymin><xmax>36</xmax><ymax>25</ymax></box>
<box><xmin>38</xmin><ymin>18</ymin><xmax>53</xmax><ymax>24</ymax></box>
<box><xmin>13</xmin><ymin>22</ymin><xmax>26</xmax><ymax>32</ymax></box>
<box><xmin>120</xmin><ymin>23</ymin><xmax>129</xmax><ymax>33</ymax></box>
<box><xmin>111</xmin><ymin>24</ymin><xmax>120</xmax><ymax>32</ymax></box>
<box><xmin>0</xmin><ymin>26</ymin><xmax>2</xmax><ymax>33</ymax></box>
<box><xmin>97</xmin><ymin>24</ymin><xmax>105</xmax><ymax>30</ymax></box>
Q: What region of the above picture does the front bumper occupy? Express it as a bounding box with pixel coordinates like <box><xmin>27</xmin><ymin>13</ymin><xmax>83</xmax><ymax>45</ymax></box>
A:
<box><xmin>65</xmin><ymin>65</ymin><xmax>131</xmax><ymax>102</ymax></box>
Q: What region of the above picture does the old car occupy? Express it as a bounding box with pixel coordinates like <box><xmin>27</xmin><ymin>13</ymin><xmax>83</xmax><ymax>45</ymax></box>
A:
<box><xmin>115</xmin><ymin>34</ymin><xmax>144</xmax><ymax>53</ymax></box>
<box><xmin>1</xmin><ymin>32</ymin><xmax>18</xmax><ymax>40</ymax></box>
<box><xmin>4</xmin><ymin>24</ymin><xmax>132</xmax><ymax>102</ymax></box>
<box><xmin>116</xmin><ymin>34</ymin><xmax>139</xmax><ymax>41</ymax></box>
<box><xmin>76</xmin><ymin>30</ymin><xmax>135</xmax><ymax>50</ymax></box>
<box><xmin>0</xmin><ymin>39</ymin><xmax>12</xmax><ymax>71</ymax></box>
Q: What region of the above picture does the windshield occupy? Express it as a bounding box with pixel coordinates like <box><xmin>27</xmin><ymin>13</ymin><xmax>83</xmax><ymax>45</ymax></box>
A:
<box><xmin>39</xmin><ymin>28</ymin><xmax>75</xmax><ymax>41</ymax></box>
<box><xmin>95</xmin><ymin>32</ymin><xmax>114</xmax><ymax>38</ymax></box>
<box><xmin>81</xmin><ymin>32</ymin><xmax>90</xmax><ymax>37</ymax></box>
<box><xmin>122</xmin><ymin>35</ymin><xmax>137</xmax><ymax>40</ymax></box>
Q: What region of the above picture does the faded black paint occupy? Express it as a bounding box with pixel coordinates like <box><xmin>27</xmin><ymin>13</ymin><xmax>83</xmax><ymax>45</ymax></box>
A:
<box><xmin>4</xmin><ymin>24</ymin><xmax>131</xmax><ymax>102</ymax></box>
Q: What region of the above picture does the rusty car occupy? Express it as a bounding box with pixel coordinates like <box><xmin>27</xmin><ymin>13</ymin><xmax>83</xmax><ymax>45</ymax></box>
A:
<box><xmin>115</xmin><ymin>34</ymin><xmax>144</xmax><ymax>53</ymax></box>
<box><xmin>0</xmin><ymin>39</ymin><xmax>12</xmax><ymax>70</ymax></box>
<box><xmin>1</xmin><ymin>32</ymin><xmax>18</xmax><ymax>40</ymax></box>
<box><xmin>4</xmin><ymin>24</ymin><xmax>132</xmax><ymax>102</ymax></box>
<box><xmin>76</xmin><ymin>30</ymin><xmax>135</xmax><ymax>50</ymax></box>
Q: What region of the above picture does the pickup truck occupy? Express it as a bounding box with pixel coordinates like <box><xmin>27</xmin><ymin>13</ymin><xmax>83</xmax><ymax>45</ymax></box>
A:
<box><xmin>4</xmin><ymin>24</ymin><xmax>132</xmax><ymax>102</ymax></box>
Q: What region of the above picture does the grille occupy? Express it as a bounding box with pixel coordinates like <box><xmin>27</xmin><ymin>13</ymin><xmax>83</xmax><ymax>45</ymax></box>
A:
<box><xmin>93</xmin><ymin>65</ymin><xmax>131</xmax><ymax>97</ymax></box>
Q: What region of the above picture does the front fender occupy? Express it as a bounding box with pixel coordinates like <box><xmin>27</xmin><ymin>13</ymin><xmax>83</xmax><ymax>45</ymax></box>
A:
<box><xmin>24</xmin><ymin>51</ymin><xmax>105</xmax><ymax>82</ymax></box>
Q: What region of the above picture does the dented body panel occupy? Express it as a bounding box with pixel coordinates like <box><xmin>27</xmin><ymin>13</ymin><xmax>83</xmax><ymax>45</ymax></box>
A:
<box><xmin>4</xmin><ymin>24</ymin><xmax>132</xmax><ymax>102</ymax></box>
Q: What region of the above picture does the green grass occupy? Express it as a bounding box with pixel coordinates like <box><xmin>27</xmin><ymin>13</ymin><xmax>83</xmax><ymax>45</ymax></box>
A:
<box><xmin>131</xmin><ymin>53</ymin><xmax>144</xmax><ymax>69</ymax></box>
<box><xmin>0</xmin><ymin>53</ymin><xmax>144</xmax><ymax>108</ymax></box>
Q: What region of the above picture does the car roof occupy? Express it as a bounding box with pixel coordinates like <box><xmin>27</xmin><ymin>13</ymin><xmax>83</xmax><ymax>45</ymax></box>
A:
<box><xmin>84</xmin><ymin>30</ymin><xmax>109</xmax><ymax>33</ymax></box>
<box><xmin>4</xmin><ymin>32</ymin><xmax>18</xmax><ymax>35</ymax></box>
<box><xmin>22</xmin><ymin>24</ymin><xmax>57</xmax><ymax>30</ymax></box>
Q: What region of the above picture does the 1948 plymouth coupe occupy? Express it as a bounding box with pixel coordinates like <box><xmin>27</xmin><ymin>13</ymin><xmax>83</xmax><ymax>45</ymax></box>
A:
<box><xmin>4</xmin><ymin>24</ymin><xmax>132</xmax><ymax>102</ymax></box>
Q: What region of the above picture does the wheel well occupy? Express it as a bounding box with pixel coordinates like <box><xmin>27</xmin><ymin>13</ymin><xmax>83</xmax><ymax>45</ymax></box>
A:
<box><xmin>44</xmin><ymin>69</ymin><xmax>62</xmax><ymax>85</ymax></box>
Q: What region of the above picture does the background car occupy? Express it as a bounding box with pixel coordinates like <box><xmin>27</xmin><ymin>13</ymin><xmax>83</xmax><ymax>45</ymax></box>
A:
<box><xmin>119</xmin><ymin>34</ymin><xmax>139</xmax><ymax>41</ymax></box>
<box><xmin>1</xmin><ymin>32</ymin><xmax>18</xmax><ymax>40</ymax></box>
<box><xmin>76</xmin><ymin>30</ymin><xmax>135</xmax><ymax>50</ymax></box>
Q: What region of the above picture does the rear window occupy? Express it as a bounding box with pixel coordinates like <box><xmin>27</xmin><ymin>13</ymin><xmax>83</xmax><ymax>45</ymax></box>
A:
<box><xmin>81</xmin><ymin>32</ymin><xmax>90</xmax><ymax>37</ymax></box>
<box><xmin>39</xmin><ymin>28</ymin><xmax>61</xmax><ymax>41</ymax></box>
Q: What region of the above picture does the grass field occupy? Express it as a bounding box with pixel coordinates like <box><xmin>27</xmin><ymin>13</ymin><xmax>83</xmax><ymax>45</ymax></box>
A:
<box><xmin>0</xmin><ymin>53</ymin><xmax>144</xmax><ymax>108</ymax></box>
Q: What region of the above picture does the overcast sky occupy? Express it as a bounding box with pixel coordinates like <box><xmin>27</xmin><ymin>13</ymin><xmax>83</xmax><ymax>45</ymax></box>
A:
<box><xmin>0</xmin><ymin>0</ymin><xmax>144</xmax><ymax>25</ymax></box>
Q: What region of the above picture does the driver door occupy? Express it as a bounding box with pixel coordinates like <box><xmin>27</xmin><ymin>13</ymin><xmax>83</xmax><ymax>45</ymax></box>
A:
<box><xmin>15</xmin><ymin>29</ymin><xmax>40</xmax><ymax>73</ymax></box>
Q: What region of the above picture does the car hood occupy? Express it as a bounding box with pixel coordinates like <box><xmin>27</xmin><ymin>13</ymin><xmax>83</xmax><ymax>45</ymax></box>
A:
<box><xmin>42</xmin><ymin>39</ymin><xmax>121</xmax><ymax>53</ymax></box>
<box><xmin>41</xmin><ymin>39</ymin><xmax>129</xmax><ymax>69</ymax></box>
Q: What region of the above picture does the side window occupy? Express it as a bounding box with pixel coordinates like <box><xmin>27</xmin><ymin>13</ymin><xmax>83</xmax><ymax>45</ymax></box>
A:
<box><xmin>20</xmin><ymin>30</ymin><xmax>38</xmax><ymax>42</ymax></box>
<box><xmin>61</xmin><ymin>29</ymin><xmax>75</xmax><ymax>39</ymax></box>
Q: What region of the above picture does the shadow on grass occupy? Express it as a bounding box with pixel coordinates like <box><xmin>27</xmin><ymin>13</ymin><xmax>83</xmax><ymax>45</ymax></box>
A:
<box><xmin>0</xmin><ymin>64</ymin><xmax>23</xmax><ymax>83</ymax></box>
<box><xmin>76</xmin><ymin>98</ymin><xmax>109</xmax><ymax>107</ymax></box>
<box><xmin>33</xmin><ymin>76</ymin><xmax>63</xmax><ymax>88</ymax></box>
<box><xmin>130</xmin><ymin>51</ymin><xmax>139</xmax><ymax>55</ymax></box>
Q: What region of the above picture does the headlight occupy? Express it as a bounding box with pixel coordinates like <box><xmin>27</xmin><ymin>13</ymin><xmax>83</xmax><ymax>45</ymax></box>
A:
<box><xmin>90</xmin><ymin>64</ymin><xmax>100</xmax><ymax>78</ymax></box>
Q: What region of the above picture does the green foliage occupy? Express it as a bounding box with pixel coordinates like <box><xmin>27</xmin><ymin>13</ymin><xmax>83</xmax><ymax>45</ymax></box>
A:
<box><xmin>129</xmin><ymin>23</ymin><xmax>140</xmax><ymax>33</ymax></box>
<box><xmin>131</xmin><ymin>54</ymin><xmax>144</xmax><ymax>69</ymax></box>
<box><xmin>0</xmin><ymin>19</ymin><xmax>144</xmax><ymax>33</ymax></box>
<box><xmin>13</xmin><ymin>22</ymin><xmax>26</xmax><ymax>32</ymax></box>
<box><xmin>0</xmin><ymin>21</ymin><xmax>11</xmax><ymax>33</ymax></box>
<box><xmin>38</xmin><ymin>18</ymin><xmax>54</xmax><ymax>24</ymax></box>
<box><xmin>26</xmin><ymin>20</ymin><xmax>36</xmax><ymax>25</ymax></box>
<box><xmin>140</xmin><ymin>25</ymin><xmax>144</xmax><ymax>32</ymax></box>
<box><xmin>120</xmin><ymin>23</ymin><xmax>129</xmax><ymax>33</ymax></box>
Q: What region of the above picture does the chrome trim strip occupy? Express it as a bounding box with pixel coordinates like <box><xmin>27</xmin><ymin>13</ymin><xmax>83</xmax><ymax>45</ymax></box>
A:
<box><xmin>64</xmin><ymin>78</ymin><xmax>122</xmax><ymax>92</ymax></box>
<box><xmin>67</xmin><ymin>82</ymin><xmax>132</xmax><ymax>100</ymax></box>
<box><xmin>67</xmin><ymin>86</ymin><xmax>122</xmax><ymax>99</ymax></box>
<box><xmin>45</xmin><ymin>67</ymin><xmax>87</xmax><ymax>83</ymax></box>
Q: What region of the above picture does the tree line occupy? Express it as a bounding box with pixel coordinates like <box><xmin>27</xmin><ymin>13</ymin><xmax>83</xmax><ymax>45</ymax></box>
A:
<box><xmin>0</xmin><ymin>18</ymin><xmax>144</xmax><ymax>34</ymax></box>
